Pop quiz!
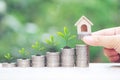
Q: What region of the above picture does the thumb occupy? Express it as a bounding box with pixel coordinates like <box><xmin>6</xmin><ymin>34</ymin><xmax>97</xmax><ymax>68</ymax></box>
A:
<box><xmin>82</xmin><ymin>35</ymin><xmax>120</xmax><ymax>53</ymax></box>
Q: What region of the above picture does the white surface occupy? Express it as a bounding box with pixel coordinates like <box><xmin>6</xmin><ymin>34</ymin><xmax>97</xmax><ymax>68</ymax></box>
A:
<box><xmin>0</xmin><ymin>63</ymin><xmax>120</xmax><ymax>80</ymax></box>
<box><xmin>0</xmin><ymin>63</ymin><xmax>2</xmax><ymax>67</ymax></box>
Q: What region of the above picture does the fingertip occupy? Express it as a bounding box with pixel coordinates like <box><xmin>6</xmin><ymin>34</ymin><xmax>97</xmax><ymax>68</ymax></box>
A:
<box><xmin>82</xmin><ymin>36</ymin><xmax>97</xmax><ymax>46</ymax></box>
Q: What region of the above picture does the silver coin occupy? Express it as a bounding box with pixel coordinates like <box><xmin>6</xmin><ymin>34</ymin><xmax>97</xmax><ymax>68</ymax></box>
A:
<box><xmin>61</xmin><ymin>48</ymin><xmax>75</xmax><ymax>67</ymax></box>
<box><xmin>2</xmin><ymin>63</ymin><xmax>16</xmax><ymax>67</ymax></box>
<box><xmin>46</xmin><ymin>52</ymin><xmax>60</xmax><ymax>67</ymax></box>
<box><xmin>17</xmin><ymin>59</ymin><xmax>30</xmax><ymax>67</ymax></box>
<box><xmin>76</xmin><ymin>44</ymin><xmax>89</xmax><ymax>67</ymax></box>
<box><xmin>31</xmin><ymin>55</ymin><xmax>45</xmax><ymax>67</ymax></box>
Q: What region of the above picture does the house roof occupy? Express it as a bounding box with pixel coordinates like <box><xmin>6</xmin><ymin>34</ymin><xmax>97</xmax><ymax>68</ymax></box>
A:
<box><xmin>75</xmin><ymin>16</ymin><xmax>93</xmax><ymax>26</ymax></box>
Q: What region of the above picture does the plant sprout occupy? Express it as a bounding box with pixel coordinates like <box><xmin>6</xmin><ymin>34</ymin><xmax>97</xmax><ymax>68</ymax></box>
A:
<box><xmin>4</xmin><ymin>53</ymin><xmax>13</xmax><ymax>63</ymax></box>
<box><xmin>45</xmin><ymin>35</ymin><xmax>58</xmax><ymax>52</ymax></box>
<box><xmin>32</xmin><ymin>41</ymin><xmax>45</xmax><ymax>55</ymax></box>
<box><xmin>18</xmin><ymin>48</ymin><xmax>29</xmax><ymax>59</ymax></box>
<box><xmin>57</xmin><ymin>27</ymin><xmax>76</xmax><ymax>48</ymax></box>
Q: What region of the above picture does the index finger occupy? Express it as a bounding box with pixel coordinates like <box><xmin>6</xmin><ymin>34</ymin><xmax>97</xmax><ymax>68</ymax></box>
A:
<box><xmin>92</xmin><ymin>27</ymin><xmax>120</xmax><ymax>36</ymax></box>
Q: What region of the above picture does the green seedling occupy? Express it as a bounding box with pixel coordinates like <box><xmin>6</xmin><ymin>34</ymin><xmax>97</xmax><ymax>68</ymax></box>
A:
<box><xmin>57</xmin><ymin>27</ymin><xmax>76</xmax><ymax>48</ymax></box>
<box><xmin>32</xmin><ymin>41</ymin><xmax>45</xmax><ymax>55</ymax></box>
<box><xmin>18</xmin><ymin>48</ymin><xmax>29</xmax><ymax>59</ymax></box>
<box><xmin>4</xmin><ymin>53</ymin><xmax>13</xmax><ymax>63</ymax></box>
<box><xmin>45</xmin><ymin>35</ymin><xmax>58</xmax><ymax>52</ymax></box>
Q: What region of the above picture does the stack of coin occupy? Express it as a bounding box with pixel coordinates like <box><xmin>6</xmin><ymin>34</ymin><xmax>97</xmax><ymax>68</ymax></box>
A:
<box><xmin>31</xmin><ymin>55</ymin><xmax>45</xmax><ymax>67</ymax></box>
<box><xmin>78</xmin><ymin>32</ymin><xmax>91</xmax><ymax>39</ymax></box>
<box><xmin>46</xmin><ymin>52</ymin><xmax>60</xmax><ymax>67</ymax></box>
<box><xmin>2</xmin><ymin>63</ymin><xmax>16</xmax><ymax>67</ymax></box>
<box><xmin>76</xmin><ymin>44</ymin><xmax>89</xmax><ymax>67</ymax></box>
<box><xmin>17</xmin><ymin>59</ymin><xmax>30</xmax><ymax>67</ymax></box>
<box><xmin>61</xmin><ymin>48</ymin><xmax>75</xmax><ymax>67</ymax></box>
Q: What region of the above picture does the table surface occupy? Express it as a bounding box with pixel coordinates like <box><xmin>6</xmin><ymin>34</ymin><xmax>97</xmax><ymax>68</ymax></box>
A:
<box><xmin>0</xmin><ymin>63</ymin><xmax>120</xmax><ymax>80</ymax></box>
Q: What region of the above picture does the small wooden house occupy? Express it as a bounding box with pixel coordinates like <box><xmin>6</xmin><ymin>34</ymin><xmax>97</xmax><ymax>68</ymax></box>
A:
<box><xmin>75</xmin><ymin>16</ymin><xmax>93</xmax><ymax>34</ymax></box>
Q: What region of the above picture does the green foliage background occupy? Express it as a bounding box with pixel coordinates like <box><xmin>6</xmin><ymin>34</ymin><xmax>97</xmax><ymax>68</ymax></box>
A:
<box><xmin>0</xmin><ymin>0</ymin><xmax>120</xmax><ymax>62</ymax></box>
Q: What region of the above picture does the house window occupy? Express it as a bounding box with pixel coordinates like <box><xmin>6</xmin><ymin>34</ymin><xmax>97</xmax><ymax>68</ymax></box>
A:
<box><xmin>81</xmin><ymin>24</ymin><xmax>87</xmax><ymax>32</ymax></box>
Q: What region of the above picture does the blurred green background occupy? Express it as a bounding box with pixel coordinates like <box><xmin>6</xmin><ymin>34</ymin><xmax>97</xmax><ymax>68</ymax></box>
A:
<box><xmin>0</xmin><ymin>0</ymin><xmax>120</xmax><ymax>62</ymax></box>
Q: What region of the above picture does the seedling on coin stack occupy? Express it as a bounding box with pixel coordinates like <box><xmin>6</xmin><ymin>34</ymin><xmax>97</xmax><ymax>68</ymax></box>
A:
<box><xmin>18</xmin><ymin>48</ymin><xmax>29</xmax><ymax>59</ymax></box>
<box><xmin>2</xmin><ymin>53</ymin><xmax>16</xmax><ymax>67</ymax></box>
<box><xmin>45</xmin><ymin>35</ymin><xmax>60</xmax><ymax>67</ymax></box>
<box><xmin>32</xmin><ymin>41</ymin><xmax>45</xmax><ymax>56</ymax></box>
<box><xmin>31</xmin><ymin>41</ymin><xmax>45</xmax><ymax>67</ymax></box>
<box><xmin>4</xmin><ymin>53</ymin><xmax>13</xmax><ymax>63</ymax></box>
<box><xmin>57</xmin><ymin>27</ymin><xmax>76</xmax><ymax>48</ymax></box>
<box><xmin>57</xmin><ymin>27</ymin><xmax>76</xmax><ymax>67</ymax></box>
<box><xmin>45</xmin><ymin>35</ymin><xmax>58</xmax><ymax>52</ymax></box>
<box><xmin>17</xmin><ymin>48</ymin><xmax>30</xmax><ymax>67</ymax></box>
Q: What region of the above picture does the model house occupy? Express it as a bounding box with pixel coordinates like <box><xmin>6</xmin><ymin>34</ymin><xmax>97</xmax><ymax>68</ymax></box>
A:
<box><xmin>75</xmin><ymin>16</ymin><xmax>93</xmax><ymax>34</ymax></box>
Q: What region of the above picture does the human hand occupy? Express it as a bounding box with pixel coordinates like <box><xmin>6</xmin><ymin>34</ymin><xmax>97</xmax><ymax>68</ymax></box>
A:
<box><xmin>82</xmin><ymin>27</ymin><xmax>120</xmax><ymax>62</ymax></box>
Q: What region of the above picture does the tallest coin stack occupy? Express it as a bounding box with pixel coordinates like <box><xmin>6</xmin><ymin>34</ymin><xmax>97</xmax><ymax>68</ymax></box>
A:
<box><xmin>76</xmin><ymin>44</ymin><xmax>89</xmax><ymax>67</ymax></box>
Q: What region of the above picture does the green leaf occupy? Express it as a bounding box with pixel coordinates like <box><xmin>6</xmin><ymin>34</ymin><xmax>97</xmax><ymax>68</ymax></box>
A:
<box><xmin>21</xmin><ymin>48</ymin><xmax>25</xmax><ymax>52</ymax></box>
<box><xmin>39</xmin><ymin>47</ymin><xmax>45</xmax><ymax>51</ymax></box>
<box><xmin>18</xmin><ymin>50</ymin><xmax>22</xmax><ymax>54</ymax></box>
<box><xmin>4</xmin><ymin>53</ymin><xmax>13</xmax><ymax>60</ymax></box>
<box><xmin>46</xmin><ymin>36</ymin><xmax>55</xmax><ymax>45</ymax></box>
<box><xmin>68</xmin><ymin>35</ymin><xmax>76</xmax><ymax>40</ymax></box>
<box><xmin>50</xmin><ymin>35</ymin><xmax>54</xmax><ymax>42</ymax></box>
<box><xmin>45</xmin><ymin>35</ymin><xmax>58</xmax><ymax>52</ymax></box>
<box><xmin>32</xmin><ymin>41</ymin><xmax>45</xmax><ymax>53</ymax></box>
<box><xmin>19</xmin><ymin>48</ymin><xmax>25</xmax><ymax>55</ymax></box>
<box><xmin>4</xmin><ymin>54</ymin><xmax>9</xmax><ymax>59</ymax></box>
<box><xmin>64</xmin><ymin>27</ymin><xmax>68</xmax><ymax>35</ymax></box>
<box><xmin>57</xmin><ymin>32</ymin><xmax>65</xmax><ymax>38</ymax></box>
<box><xmin>18</xmin><ymin>48</ymin><xmax>29</xmax><ymax>58</ymax></box>
<box><xmin>35</xmin><ymin>41</ymin><xmax>39</xmax><ymax>45</ymax></box>
<box><xmin>32</xmin><ymin>45</ymin><xmax>35</xmax><ymax>49</ymax></box>
<box><xmin>32</xmin><ymin>41</ymin><xmax>40</xmax><ymax>49</ymax></box>
<box><xmin>36</xmin><ymin>41</ymin><xmax>39</xmax><ymax>47</ymax></box>
<box><xmin>45</xmin><ymin>39</ymin><xmax>51</xmax><ymax>44</ymax></box>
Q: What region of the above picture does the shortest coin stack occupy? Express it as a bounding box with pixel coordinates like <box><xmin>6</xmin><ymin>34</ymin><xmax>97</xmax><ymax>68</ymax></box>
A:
<box><xmin>61</xmin><ymin>48</ymin><xmax>75</xmax><ymax>67</ymax></box>
<box><xmin>31</xmin><ymin>55</ymin><xmax>45</xmax><ymax>67</ymax></box>
<box><xmin>2</xmin><ymin>63</ymin><xmax>16</xmax><ymax>67</ymax></box>
<box><xmin>46</xmin><ymin>52</ymin><xmax>60</xmax><ymax>67</ymax></box>
<box><xmin>17</xmin><ymin>59</ymin><xmax>30</xmax><ymax>67</ymax></box>
<box><xmin>76</xmin><ymin>44</ymin><xmax>89</xmax><ymax>67</ymax></box>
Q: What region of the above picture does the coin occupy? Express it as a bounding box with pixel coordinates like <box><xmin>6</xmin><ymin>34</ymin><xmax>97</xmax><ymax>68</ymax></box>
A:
<box><xmin>76</xmin><ymin>44</ymin><xmax>89</xmax><ymax>67</ymax></box>
<box><xmin>17</xmin><ymin>59</ymin><xmax>30</xmax><ymax>67</ymax></box>
<box><xmin>46</xmin><ymin>52</ymin><xmax>60</xmax><ymax>67</ymax></box>
<box><xmin>61</xmin><ymin>48</ymin><xmax>75</xmax><ymax>67</ymax></box>
<box><xmin>31</xmin><ymin>55</ymin><xmax>45</xmax><ymax>67</ymax></box>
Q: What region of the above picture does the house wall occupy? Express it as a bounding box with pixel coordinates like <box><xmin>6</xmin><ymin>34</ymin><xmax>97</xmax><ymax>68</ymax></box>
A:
<box><xmin>77</xmin><ymin>20</ymin><xmax>91</xmax><ymax>34</ymax></box>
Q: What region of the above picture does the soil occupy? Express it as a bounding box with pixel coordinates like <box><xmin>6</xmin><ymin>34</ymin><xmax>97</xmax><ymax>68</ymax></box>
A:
<box><xmin>36</xmin><ymin>54</ymin><xmax>41</xmax><ymax>56</ymax></box>
<box><xmin>22</xmin><ymin>58</ymin><xmax>27</xmax><ymax>60</ymax></box>
<box><xmin>63</xmin><ymin>46</ymin><xmax>71</xmax><ymax>49</ymax></box>
<box><xmin>49</xmin><ymin>48</ymin><xmax>57</xmax><ymax>52</ymax></box>
<box><xmin>7</xmin><ymin>62</ymin><xmax>11</xmax><ymax>63</ymax></box>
